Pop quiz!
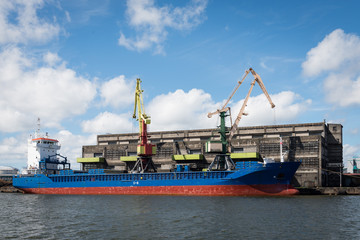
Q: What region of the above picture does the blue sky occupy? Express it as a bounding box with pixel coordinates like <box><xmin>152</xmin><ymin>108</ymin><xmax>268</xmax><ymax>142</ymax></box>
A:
<box><xmin>1</xmin><ymin>0</ymin><xmax>360</xmax><ymax>169</ymax></box>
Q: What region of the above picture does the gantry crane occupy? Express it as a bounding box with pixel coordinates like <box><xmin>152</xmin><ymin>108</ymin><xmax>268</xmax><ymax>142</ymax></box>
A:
<box><xmin>132</xmin><ymin>78</ymin><xmax>156</xmax><ymax>173</ymax></box>
<box><xmin>206</xmin><ymin>68</ymin><xmax>275</xmax><ymax>170</ymax></box>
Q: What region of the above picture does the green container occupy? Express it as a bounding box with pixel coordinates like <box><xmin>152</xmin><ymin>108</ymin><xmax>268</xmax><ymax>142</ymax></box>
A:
<box><xmin>230</xmin><ymin>152</ymin><xmax>260</xmax><ymax>159</ymax></box>
<box><xmin>172</xmin><ymin>154</ymin><xmax>204</xmax><ymax>161</ymax></box>
<box><xmin>120</xmin><ymin>156</ymin><xmax>138</xmax><ymax>162</ymax></box>
<box><xmin>77</xmin><ymin>157</ymin><xmax>105</xmax><ymax>163</ymax></box>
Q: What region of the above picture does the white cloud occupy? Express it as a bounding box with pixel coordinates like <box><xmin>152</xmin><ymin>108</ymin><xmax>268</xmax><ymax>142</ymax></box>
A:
<box><xmin>260</xmin><ymin>61</ymin><xmax>274</xmax><ymax>72</ymax></box>
<box><xmin>230</xmin><ymin>91</ymin><xmax>311</xmax><ymax>127</ymax></box>
<box><xmin>302</xmin><ymin>29</ymin><xmax>360</xmax><ymax>77</ymax></box>
<box><xmin>344</xmin><ymin>144</ymin><xmax>360</xmax><ymax>160</ymax></box>
<box><xmin>302</xmin><ymin>29</ymin><xmax>360</xmax><ymax>107</ymax></box>
<box><xmin>65</xmin><ymin>11</ymin><xmax>71</xmax><ymax>23</ymax></box>
<box><xmin>0</xmin><ymin>135</ymin><xmax>28</xmax><ymax>169</ymax></box>
<box><xmin>119</xmin><ymin>0</ymin><xmax>208</xmax><ymax>54</ymax></box>
<box><xmin>82</xmin><ymin>111</ymin><xmax>135</xmax><ymax>134</ymax></box>
<box><xmin>147</xmin><ymin>88</ymin><xmax>217</xmax><ymax>131</ymax></box>
<box><xmin>0</xmin><ymin>104</ymin><xmax>30</xmax><ymax>133</ymax></box>
<box><xmin>0</xmin><ymin>46</ymin><xmax>97</xmax><ymax>132</ymax></box>
<box><xmin>55</xmin><ymin>130</ymin><xmax>97</xmax><ymax>170</ymax></box>
<box><xmin>323</xmin><ymin>73</ymin><xmax>360</xmax><ymax>106</ymax></box>
<box><xmin>100</xmin><ymin>75</ymin><xmax>134</xmax><ymax>108</ymax></box>
<box><xmin>0</xmin><ymin>0</ymin><xmax>60</xmax><ymax>44</ymax></box>
<box><xmin>147</xmin><ymin>88</ymin><xmax>310</xmax><ymax>131</ymax></box>
<box><xmin>43</xmin><ymin>52</ymin><xmax>61</xmax><ymax>66</ymax></box>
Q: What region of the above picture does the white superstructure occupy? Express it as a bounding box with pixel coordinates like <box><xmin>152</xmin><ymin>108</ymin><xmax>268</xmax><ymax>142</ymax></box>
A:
<box><xmin>27</xmin><ymin>121</ymin><xmax>61</xmax><ymax>174</ymax></box>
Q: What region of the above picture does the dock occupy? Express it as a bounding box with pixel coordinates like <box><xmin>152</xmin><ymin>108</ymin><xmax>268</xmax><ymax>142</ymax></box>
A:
<box><xmin>297</xmin><ymin>187</ymin><xmax>360</xmax><ymax>195</ymax></box>
<box><xmin>0</xmin><ymin>180</ymin><xmax>23</xmax><ymax>193</ymax></box>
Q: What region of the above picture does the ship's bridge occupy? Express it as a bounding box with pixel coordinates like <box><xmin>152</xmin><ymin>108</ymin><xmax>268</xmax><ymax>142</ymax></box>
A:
<box><xmin>27</xmin><ymin>135</ymin><xmax>62</xmax><ymax>172</ymax></box>
<box><xmin>31</xmin><ymin>137</ymin><xmax>61</xmax><ymax>150</ymax></box>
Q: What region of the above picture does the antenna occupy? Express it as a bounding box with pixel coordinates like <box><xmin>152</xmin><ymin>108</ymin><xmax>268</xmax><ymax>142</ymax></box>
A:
<box><xmin>36</xmin><ymin>118</ymin><xmax>41</xmax><ymax>138</ymax></box>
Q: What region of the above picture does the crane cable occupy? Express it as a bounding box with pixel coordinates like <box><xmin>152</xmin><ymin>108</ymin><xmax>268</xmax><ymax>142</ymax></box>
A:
<box><xmin>273</xmin><ymin>107</ymin><xmax>277</xmax><ymax>125</ymax></box>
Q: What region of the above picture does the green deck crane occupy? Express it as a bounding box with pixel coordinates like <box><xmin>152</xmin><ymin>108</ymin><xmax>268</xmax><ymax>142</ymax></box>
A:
<box><xmin>206</xmin><ymin>68</ymin><xmax>275</xmax><ymax>170</ymax></box>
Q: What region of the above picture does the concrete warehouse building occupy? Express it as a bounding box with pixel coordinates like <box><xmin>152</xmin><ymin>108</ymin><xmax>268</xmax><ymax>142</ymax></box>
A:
<box><xmin>0</xmin><ymin>166</ymin><xmax>19</xmax><ymax>181</ymax></box>
<box><xmin>79</xmin><ymin>121</ymin><xmax>343</xmax><ymax>188</ymax></box>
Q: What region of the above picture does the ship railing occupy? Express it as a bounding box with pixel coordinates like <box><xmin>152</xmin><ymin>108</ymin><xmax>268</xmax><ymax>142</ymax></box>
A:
<box><xmin>49</xmin><ymin>171</ymin><xmax>232</xmax><ymax>182</ymax></box>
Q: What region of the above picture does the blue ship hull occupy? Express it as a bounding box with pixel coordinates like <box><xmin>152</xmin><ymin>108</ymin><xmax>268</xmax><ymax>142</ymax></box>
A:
<box><xmin>13</xmin><ymin>161</ymin><xmax>301</xmax><ymax>196</ymax></box>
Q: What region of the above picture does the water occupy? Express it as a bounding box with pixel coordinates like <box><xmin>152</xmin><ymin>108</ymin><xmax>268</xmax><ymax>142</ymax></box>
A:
<box><xmin>1</xmin><ymin>193</ymin><xmax>360</xmax><ymax>240</ymax></box>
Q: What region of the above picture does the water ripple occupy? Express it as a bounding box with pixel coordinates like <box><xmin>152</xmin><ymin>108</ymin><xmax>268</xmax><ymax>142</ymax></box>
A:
<box><xmin>1</xmin><ymin>194</ymin><xmax>360</xmax><ymax>239</ymax></box>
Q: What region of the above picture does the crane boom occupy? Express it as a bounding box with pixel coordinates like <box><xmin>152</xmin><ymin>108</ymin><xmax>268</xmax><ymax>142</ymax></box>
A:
<box><xmin>205</xmin><ymin>67</ymin><xmax>274</xmax><ymax>169</ymax></box>
<box><xmin>228</xmin><ymin>79</ymin><xmax>256</xmax><ymax>141</ymax></box>
<box><xmin>207</xmin><ymin>69</ymin><xmax>250</xmax><ymax>118</ymax></box>
<box><xmin>249</xmin><ymin>68</ymin><xmax>275</xmax><ymax>108</ymax></box>
<box><xmin>228</xmin><ymin>68</ymin><xmax>275</xmax><ymax>143</ymax></box>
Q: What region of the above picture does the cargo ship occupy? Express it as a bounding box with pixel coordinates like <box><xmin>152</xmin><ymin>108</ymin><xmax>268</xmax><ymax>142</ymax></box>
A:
<box><xmin>12</xmin><ymin>123</ymin><xmax>301</xmax><ymax>196</ymax></box>
<box><xmin>13</xmin><ymin>74</ymin><xmax>301</xmax><ymax>196</ymax></box>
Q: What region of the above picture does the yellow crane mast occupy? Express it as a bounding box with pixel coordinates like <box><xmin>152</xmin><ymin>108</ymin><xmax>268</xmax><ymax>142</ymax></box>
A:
<box><xmin>132</xmin><ymin>78</ymin><xmax>156</xmax><ymax>173</ymax></box>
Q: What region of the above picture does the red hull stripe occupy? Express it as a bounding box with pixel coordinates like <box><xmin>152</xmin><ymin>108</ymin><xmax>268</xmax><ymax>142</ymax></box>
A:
<box><xmin>21</xmin><ymin>184</ymin><xmax>299</xmax><ymax>196</ymax></box>
<box><xmin>32</xmin><ymin>137</ymin><xmax>58</xmax><ymax>142</ymax></box>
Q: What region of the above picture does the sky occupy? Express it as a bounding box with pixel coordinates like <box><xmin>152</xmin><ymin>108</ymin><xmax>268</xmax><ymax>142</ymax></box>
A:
<box><xmin>1</xmin><ymin>0</ymin><xmax>360</xmax><ymax>170</ymax></box>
